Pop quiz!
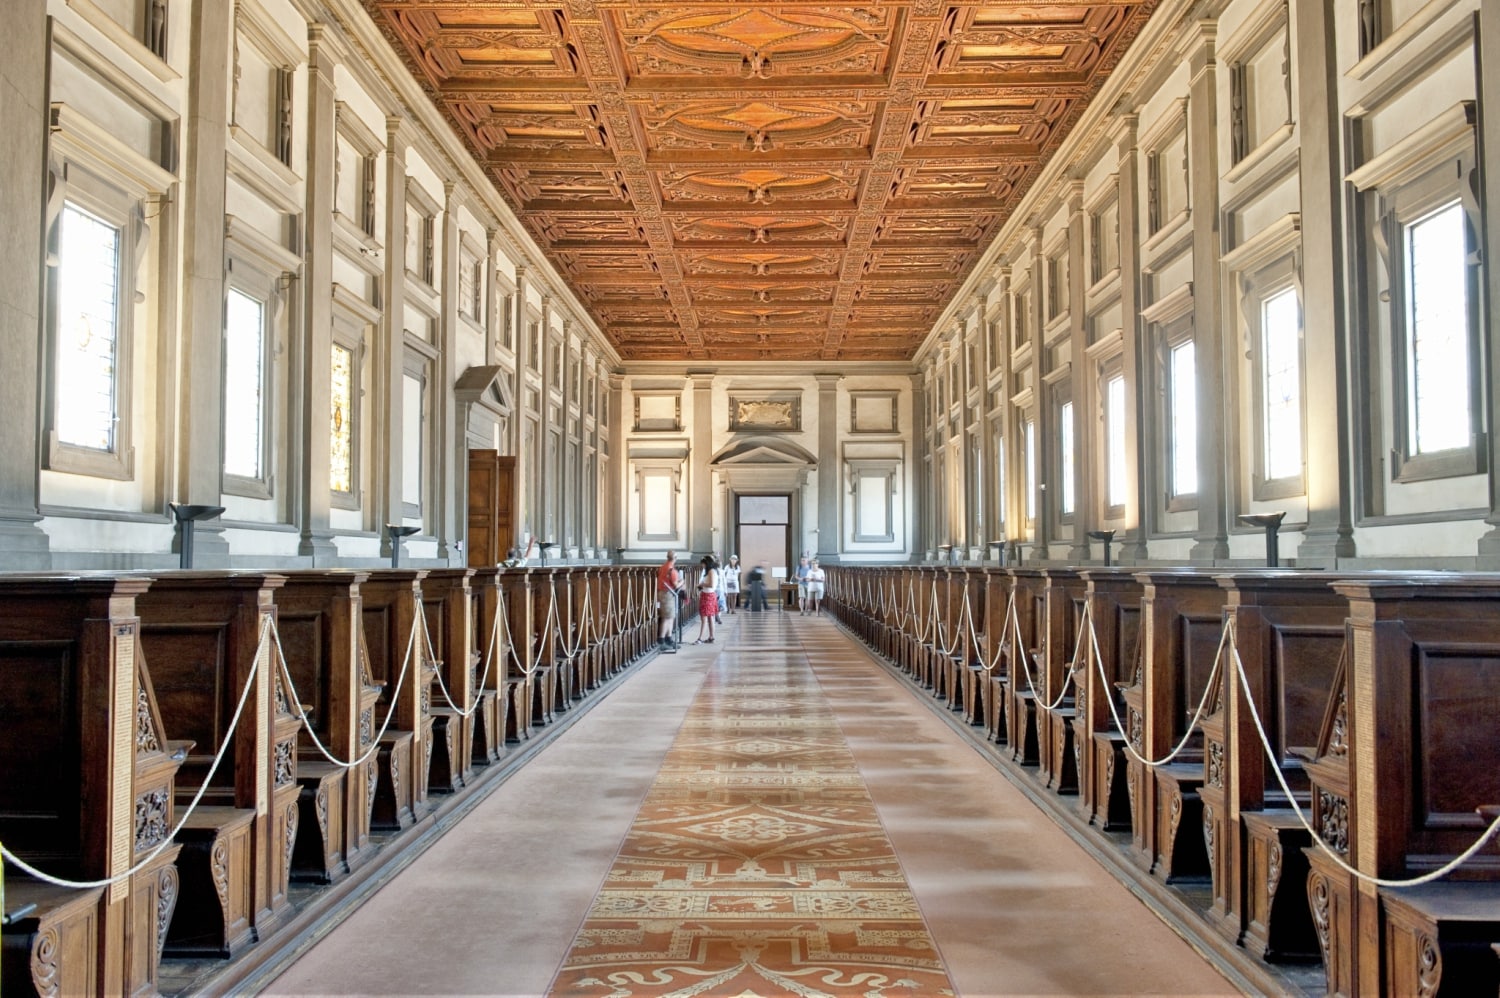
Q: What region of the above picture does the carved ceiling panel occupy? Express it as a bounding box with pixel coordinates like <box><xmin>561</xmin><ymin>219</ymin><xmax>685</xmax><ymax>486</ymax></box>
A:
<box><xmin>365</xmin><ymin>0</ymin><xmax>1158</xmax><ymax>360</ymax></box>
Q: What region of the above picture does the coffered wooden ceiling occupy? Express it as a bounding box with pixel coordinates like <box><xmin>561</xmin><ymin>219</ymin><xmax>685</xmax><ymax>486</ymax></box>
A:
<box><xmin>365</xmin><ymin>1</ymin><xmax>1158</xmax><ymax>361</ymax></box>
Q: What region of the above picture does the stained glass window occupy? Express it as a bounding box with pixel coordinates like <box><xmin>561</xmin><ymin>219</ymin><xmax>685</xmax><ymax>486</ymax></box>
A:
<box><xmin>223</xmin><ymin>289</ymin><xmax>265</xmax><ymax>479</ymax></box>
<box><xmin>56</xmin><ymin>203</ymin><xmax>122</xmax><ymax>451</ymax></box>
<box><xmin>330</xmin><ymin>344</ymin><xmax>353</xmax><ymax>493</ymax></box>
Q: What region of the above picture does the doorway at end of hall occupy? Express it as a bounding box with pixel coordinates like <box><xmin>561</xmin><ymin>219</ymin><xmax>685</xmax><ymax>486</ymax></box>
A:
<box><xmin>735</xmin><ymin>493</ymin><xmax>792</xmax><ymax>584</ymax></box>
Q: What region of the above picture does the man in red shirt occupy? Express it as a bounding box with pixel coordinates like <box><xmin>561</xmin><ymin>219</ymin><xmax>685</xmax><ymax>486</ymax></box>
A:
<box><xmin>657</xmin><ymin>550</ymin><xmax>682</xmax><ymax>650</ymax></box>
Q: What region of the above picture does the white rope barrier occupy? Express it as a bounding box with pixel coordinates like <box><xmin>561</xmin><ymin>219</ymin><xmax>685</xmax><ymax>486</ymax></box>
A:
<box><xmin>1225</xmin><ymin>631</ymin><xmax>1500</xmax><ymax>887</ymax></box>
<box><xmin>1088</xmin><ymin>610</ymin><xmax>1227</xmax><ymax>769</ymax></box>
<box><xmin>425</xmin><ymin>596</ymin><xmax>501</xmax><ymax>719</ymax></box>
<box><xmin>274</xmin><ymin>607</ymin><xmax>419</xmax><ymax>770</ymax></box>
<box><xmin>1009</xmin><ymin>599</ymin><xmax>1088</xmax><ymax>713</ymax></box>
<box><xmin>3</xmin><ymin>615</ymin><xmax>275</xmax><ymax>890</ymax></box>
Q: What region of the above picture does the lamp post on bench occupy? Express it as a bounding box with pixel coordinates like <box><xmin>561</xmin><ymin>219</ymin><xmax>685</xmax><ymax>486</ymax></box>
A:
<box><xmin>386</xmin><ymin>524</ymin><xmax>420</xmax><ymax>568</ymax></box>
<box><xmin>1087</xmin><ymin>529</ymin><xmax>1117</xmax><ymax>567</ymax></box>
<box><xmin>1236</xmin><ymin>511</ymin><xmax>1287</xmax><ymax>567</ymax></box>
<box><xmin>171</xmin><ymin>503</ymin><xmax>226</xmax><ymax>570</ymax></box>
<box><xmin>537</xmin><ymin>541</ymin><xmax>558</xmax><ymax>567</ymax></box>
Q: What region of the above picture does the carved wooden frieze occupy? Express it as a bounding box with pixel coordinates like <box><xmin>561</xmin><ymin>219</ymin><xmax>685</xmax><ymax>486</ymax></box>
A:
<box><xmin>363</xmin><ymin>0</ymin><xmax>1160</xmax><ymax>359</ymax></box>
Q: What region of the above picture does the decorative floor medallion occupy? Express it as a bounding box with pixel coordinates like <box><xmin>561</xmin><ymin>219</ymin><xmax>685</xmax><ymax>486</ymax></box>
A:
<box><xmin>550</xmin><ymin>646</ymin><xmax>954</xmax><ymax>997</ymax></box>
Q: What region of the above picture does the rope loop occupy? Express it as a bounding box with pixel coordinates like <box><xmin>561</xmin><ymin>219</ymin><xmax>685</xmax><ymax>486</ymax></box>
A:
<box><xmin>1088</xmin><ymin>612</ymin><xmax>1228</xmax><ymax>769</ymax></box>
<box><xmin>3</xmin><ymin>615</ymin><xmax>275</xmax><ymax>890</ymax></box>
<box><xmin>1225</xmin><ymin>630</ymin><xmax>1500</xmax><ymax>887</ymax></box>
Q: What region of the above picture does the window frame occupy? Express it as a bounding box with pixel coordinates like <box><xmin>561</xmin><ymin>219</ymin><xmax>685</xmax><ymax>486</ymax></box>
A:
<box><xmin>1102</xmin><ymin>365</ymin><xmax>1128</xmax><ymax>517</ymax></box>
<box><xmin>1166</xmin><ymin>333</ymin><xmax>1199</xmax><ymax>508</ymax></box>
<box><xmin>1348</xmin><ymin>103</ymin><xmax>1484</xmax><ymax>486</ymax></box>
<box><xmin>43</xmin><ymin>158</ymin><xmax>152</xmax><ymax>482</ymax></box>
<box><xmin>329</xmin><ymin>286</ymin><xmax>374</xmax><ymax>511</ymax></box>
<box><xmin>220</xmin><ymin>279</ymin><xmax>274</xmax><ymax>498</ymax></box>
<box><xmin>1056</xmin><ymin>393</ymin><xmax>1076</xmax><ymax>522</ymax></box>
<box><xmin>1239</xmin><ymin>252</ymin><xmax>1308</xmax><ymax>500</ymax></box>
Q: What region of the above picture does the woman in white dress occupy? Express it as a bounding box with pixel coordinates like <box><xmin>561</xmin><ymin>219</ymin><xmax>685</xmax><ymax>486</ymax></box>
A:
<box><xmin>722</xmin><ymin>555</ymin><xmax>742</xmax><ymax>614</ymax></box>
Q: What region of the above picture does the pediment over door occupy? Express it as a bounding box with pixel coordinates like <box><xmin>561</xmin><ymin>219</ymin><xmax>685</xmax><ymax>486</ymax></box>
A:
<box><xmin>456</xmin><ymin>365</ymin><xmax>514</xmax><ymax>448</ymax></box>
<box><xmin>711</xmin><ymin>436</ymin><xmax>816</xmax><ymax>491</ymax></box>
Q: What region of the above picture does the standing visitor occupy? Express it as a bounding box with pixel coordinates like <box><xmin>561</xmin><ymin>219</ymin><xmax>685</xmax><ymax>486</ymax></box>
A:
<box><xmin>805</xmin><ymin>559</ymin><xmax>826</xmax><ymax>615</ymax></box>
<box><xmin>722</xmin><ymin>555</ymin><xmax>742</xmax><ymax>614</ymax></box>
<box><xmin>714</xmin><ymin>553</ymin><xmax>727</xmax><ymax>623</ymax></box>
<box><xmin>693</xmin><ymin>556</ymin><xmax>719</xmax><ymax>643</ymax></box>
<box><xmin>657</xmin><ymin>551</ymin><xmax>682</xmax><ymax>651</ymax></box>
<box><xmin>747</xmin><ymin>563</ymin><xmax>768</xmax><ymax>611</ymax></box>
<box><xmin>795</xmin><ymin>555</ymin><xmax>811</xmax><ymax>614</ymax></box>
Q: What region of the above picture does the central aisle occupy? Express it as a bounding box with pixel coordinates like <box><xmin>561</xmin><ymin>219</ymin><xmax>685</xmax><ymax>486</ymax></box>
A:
<box><xmin>265</xmin><ymin>610</ymin><xmax>1236</xmax><ymax>997</ymax></box>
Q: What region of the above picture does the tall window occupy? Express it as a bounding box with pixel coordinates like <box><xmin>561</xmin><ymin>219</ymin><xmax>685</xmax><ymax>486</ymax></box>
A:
<box><xmin>330</xmin><ymin>344</ymin><xmax>354</xmax><ymax>494</ymax></box>
<box><xmin>1024</xmin><ymin>419</ymin><xmax>1036</xmax><ymax>521</ymax></box>
<box><xmin>223</xmin><ymin>289</ymin><xmax>266</xmax><ymax>481</ymax></box>
<box><xmin>402</xmin><ymin>373</ymin><xmax>425</xmax><ymax>510</ymax></box>
<box><xmin>1106</xmin><ymin>374</ymin><xmax>1127</xmax><ymax>508</ymax></box>
<box><xmin>56</xmin><ymin>203</ymin><xmax>122</xmax><ymax>452</ymax></box>
<box><xmin>1261</xmin><ymin>288</ymin><xmax>1303</xmax><ymax>481</ymax></box>
<box><xmin>1405</xmin><ymin>202</ymin><xmax>1470</xmax><ymax>455</ymax></box>
<box><xmin>1059</xmin><ymin>401</ymin><xmax>1075</xmax><ymax>515</ymax></box>
<box><xmin>1169</xmin><ymin>339</ymin><xmax>1198</xmax><ymax>497</ymax></box>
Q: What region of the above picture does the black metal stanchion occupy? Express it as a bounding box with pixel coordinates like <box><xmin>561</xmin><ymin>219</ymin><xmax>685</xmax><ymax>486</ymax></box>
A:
<box><xmin>1236</xmin><ymin>511</ymin><xmax>1287</xmax><ymax>567</ymax></box>
<box><xmin>170</xmin><ymin>503</ymin><xmax>226</xmax><ymax>569</ymax></box>
<box><xmin>386</xmin><ymin>524</ymin><xmax>420</xmax><ymax>568</ymax></box>
<box><xmin>1087</xmin><ymin>529</ymin><xmax>1117</xmax><ymax>567</ymax></box>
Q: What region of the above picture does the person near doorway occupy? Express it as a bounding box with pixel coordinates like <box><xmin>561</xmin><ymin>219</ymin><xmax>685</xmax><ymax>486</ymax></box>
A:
<box><xmin>657</xmin><ymin>550</ymin><xmax>682</xmax><ymax>650</ymax></box>
<box><xmin>747</xmin><ymin>563</ymin><xmax>768</xmax><ymax>611</ymax></box>
<box><xmin>723</xmin><ymin>555</ymin><xmax>742</xmax><ymax>614</ymax></box>
<box><xmin>805</xmin><ymin>559</ymin><xmax>826</xmax><ymax>615</ymax></box>
<box><xmin>795</xmin><ymin>555</ymin><xmax>812</xmax><ymax>614</ymax></box>
<box><xmin>693</xmin><ymin>556</ymin><xmax>719</xmax><ymax>643</ymax></box>
<box><xmin>714</xmin><ymin>553</ymin><xmax>727</xmax><ymax>624</ymax></box>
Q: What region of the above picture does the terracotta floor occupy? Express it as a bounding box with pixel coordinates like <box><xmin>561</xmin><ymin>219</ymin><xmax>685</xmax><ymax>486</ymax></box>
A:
<box><xmin>264</xmin><ymin>611</ymin><xmax>1238</xmax><ymax>997</ymax></box>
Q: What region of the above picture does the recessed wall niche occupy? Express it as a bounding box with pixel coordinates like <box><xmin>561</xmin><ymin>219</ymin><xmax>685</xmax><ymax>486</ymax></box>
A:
<box><xmin>850</xmin><ymin>391</ymin><xmax>899</xmax><ymax>434</ymax></box>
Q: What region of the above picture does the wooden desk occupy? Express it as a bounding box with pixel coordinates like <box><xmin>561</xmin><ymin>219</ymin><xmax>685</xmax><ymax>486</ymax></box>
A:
<box><xmin>778</xmin><ymin>582</ymin><xmax>799</xmax><ymax>610</ymax></box>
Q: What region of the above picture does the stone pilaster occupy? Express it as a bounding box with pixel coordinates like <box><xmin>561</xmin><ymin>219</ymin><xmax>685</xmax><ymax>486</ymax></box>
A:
<box><xmin>1185</xmin><ymin>23</ymin><xmax>1229</xmax><ymax>564</ymax></box>
<box><xmin>296</xmin><ymin>25</ymin><xmax>340</xmax><ymax>563</ymax></box>
<box><xmin>539</xmin><ymin>293</ymin><xmax>559</xmax><ymax>546</ymax></box>
<box><xmin>0</xmin><ymin>1</ymin><xmax>51</xmax><ymax>567</ymax></box>
<box><xmin>1115</xmin><ymin>114</ymin><xmax>1149</xmax><ymax>563</ymax></box>
<box><xmin>1476</xmin><ymin>1</ymin><xmax>1500</xmax><ymax>565</ymax></box>
<box><xmin>175</xmin><ymin>0</ymin><xmax>236</xmax><ymax>565</ymax></box>
<box><xmin>607</xmin><ymin>370</ymin><xmax>625</xmax><ymax>555</ymax></box>
<box><xmin>689</xmin><ymin>371</ymin><xmax>714</xmax><ymax>556</ymax></box>
<box><xmin>1295</xmin><ymin>0</ymin><xmax>1357</xmax><ymax>566</ymax></box>
<box><xmin>510</xmin><ymin>265</ymin><xmax>529</xmax><ymax>542</ymax></box>
<box><xmin>815</xmin><ymin>372</ymin><xmax>840</xmax><ymax>562</ymax></box>
<box><xmin>378</xmin><ymin>116</ymin><xmax>407</xmax><ymax>557</ymax></box>
<box><xmin>436</xmin><ymin>183</ymin><xmax>460</xmax><ymax>561</ymax></box>
<box><xmin>1065</xmin><ymin>180</ymin><xmax>1093</xmax><ymax>562</ymax></box>
<box><xmin>906</xmin><ymin>375</ymin><xmax>918</xmax><ymax>561</ymax></box>
<box><xmin>1028</xmin><ymin>224</ymin><xmax>1050</xmax><ymax>561</ymax></box>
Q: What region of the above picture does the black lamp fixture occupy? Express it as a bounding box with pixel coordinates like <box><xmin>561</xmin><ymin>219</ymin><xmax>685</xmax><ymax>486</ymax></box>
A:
<box><xmin>537</xmin><ymin>540</ymin><xmax>558</xmax><ymax>567</ymax></box>
<box><xmin>385</xmin><ymin>524</ymin><xmax>420</xmax><ymax>568</ymax></box>
<box><xmin>1236</xmin><ymin>511</ymin><xmax>1287</xmax><ymax>567</ymax></box>
<box><xmin>170</xmin><ymin>503</ymin><xmax>226</xmax><ymax>569</ymax></box>
<box><xmin>987</xmin><ymin>540</ymin><xmax>1008</xmax><ymax>567</ymax></box>
<box><xmin>1087</xmin><ymin>529</ymin><xmax>1118</xmax><ymax>567</ymax></box>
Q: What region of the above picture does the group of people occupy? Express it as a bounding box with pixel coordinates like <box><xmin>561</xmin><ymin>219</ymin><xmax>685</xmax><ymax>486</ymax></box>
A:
<box><xmin>656</xmin><ymin>550</ymin><xmax>826</xmax><ymax>651</ymax></box>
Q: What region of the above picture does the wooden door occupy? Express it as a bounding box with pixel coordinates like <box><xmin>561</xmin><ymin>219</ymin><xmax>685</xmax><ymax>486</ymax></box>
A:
<box><xmin>468</xmin><ymin>450</ymin><xmax>515</xmax><ymax>567</ymax></box>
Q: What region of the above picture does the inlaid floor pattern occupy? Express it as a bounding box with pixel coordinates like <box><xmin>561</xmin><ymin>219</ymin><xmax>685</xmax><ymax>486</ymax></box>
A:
<box><xmin>549</xmin><ymin>633</ymin><xmax>954</xmax><ymax>997</ymax></box>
